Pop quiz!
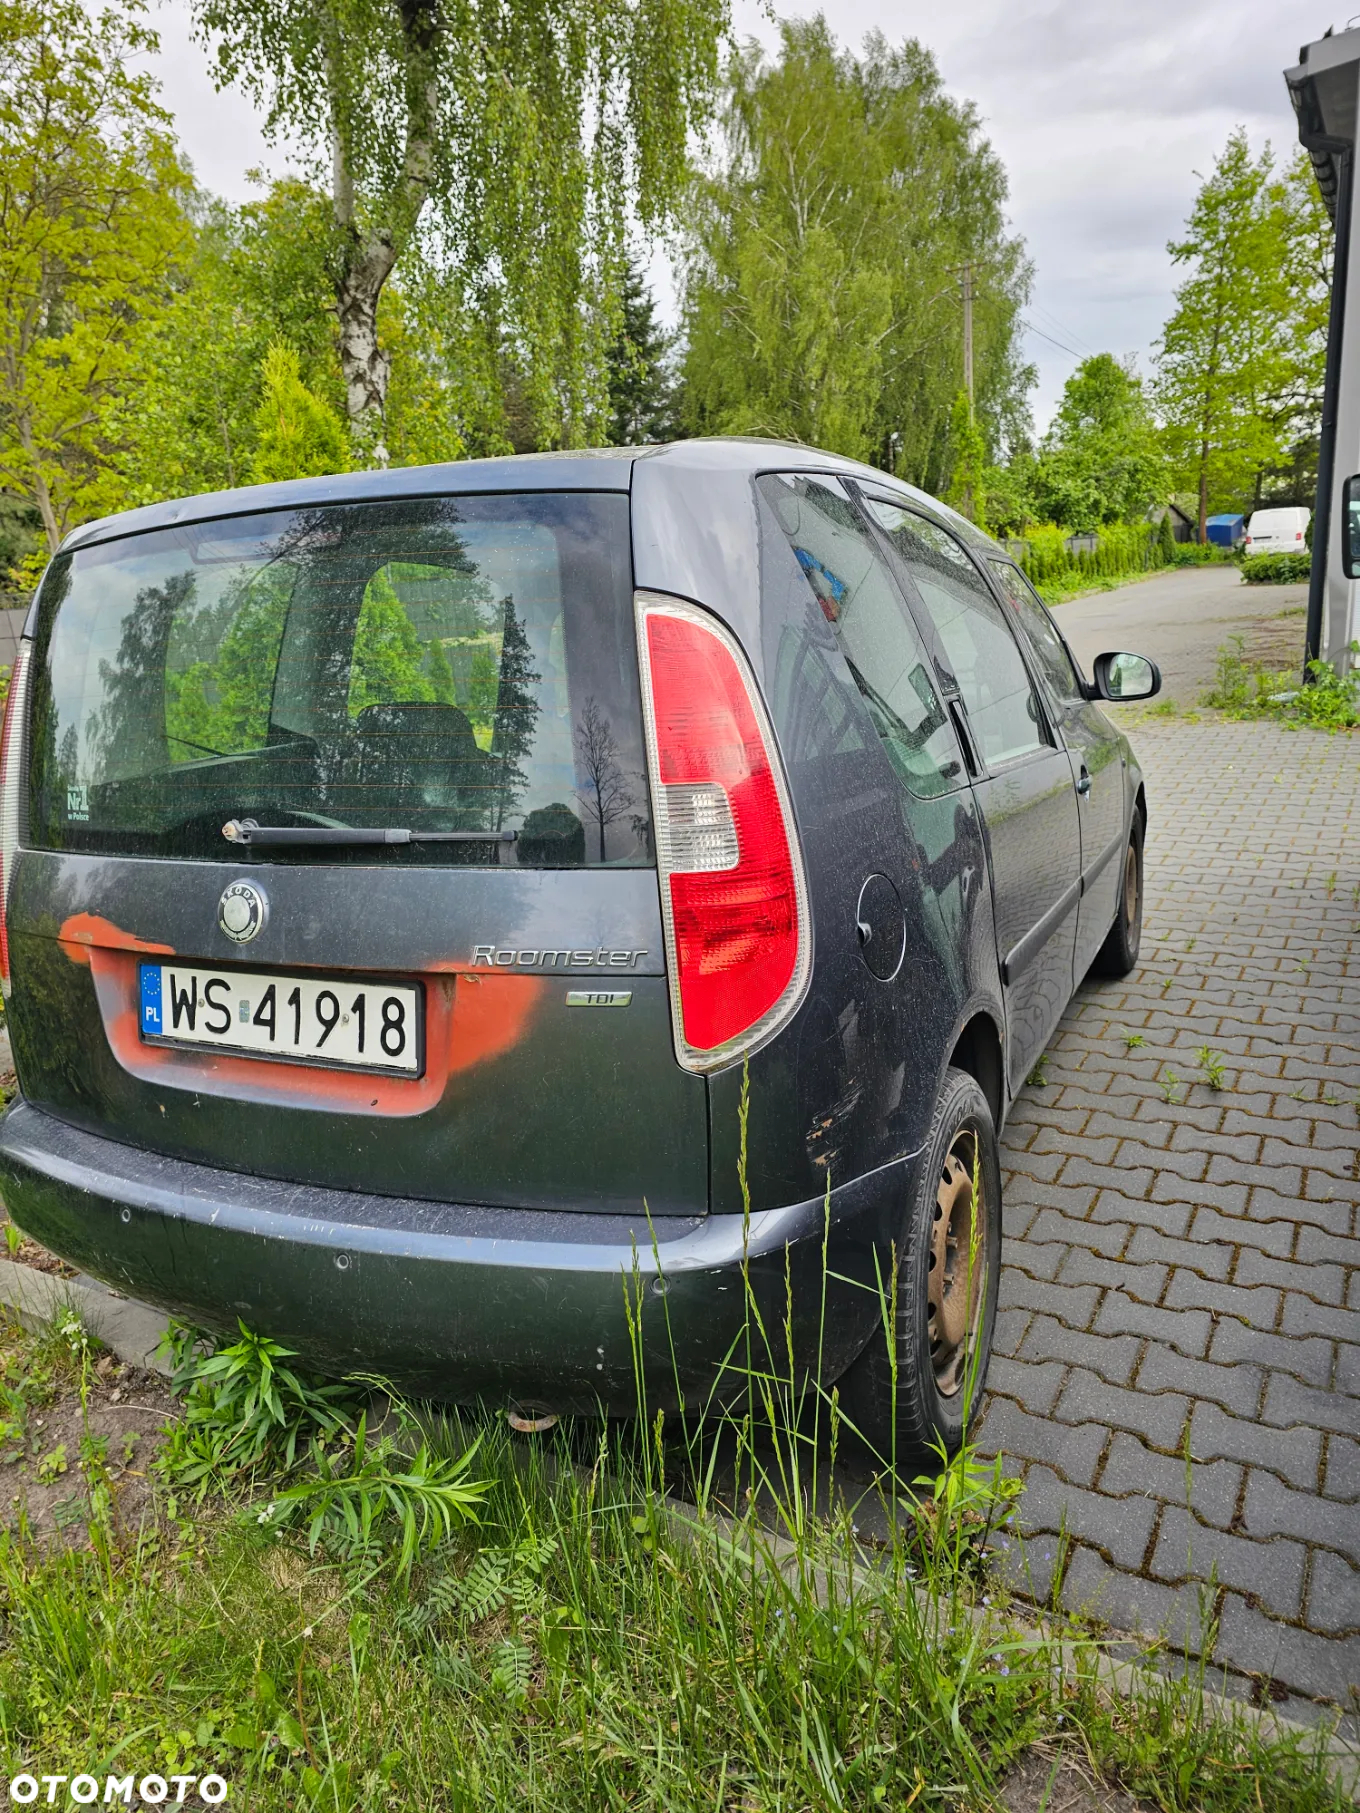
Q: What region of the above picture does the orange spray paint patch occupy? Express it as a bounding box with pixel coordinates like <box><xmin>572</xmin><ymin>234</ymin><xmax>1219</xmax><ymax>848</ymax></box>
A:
<box><xmin>62</xmin><ymin>912</ymin><xmax>547</xmax><ymax>1116</ymax></box>
<box><xmin>443</xmin><ymin>972</ymin><xmax>547</xmax><ymax>1075</ymax></box>
<box><xmin>58</xmin><ymin>912</ymin><xmax>174</xmax><ymax>967</ymax></box>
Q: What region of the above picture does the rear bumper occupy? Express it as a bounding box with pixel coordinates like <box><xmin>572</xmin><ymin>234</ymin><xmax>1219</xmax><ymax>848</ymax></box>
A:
<box><xmin>0</xmin><ymin>1101</ymin><xmax>907</xmax><ymax>1412</ymax></box>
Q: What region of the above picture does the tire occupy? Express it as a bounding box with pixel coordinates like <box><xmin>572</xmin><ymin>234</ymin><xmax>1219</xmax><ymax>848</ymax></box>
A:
<box><xmin>1092</xmin><ymin>813</ymin><xmax>1144</xmax><ymax>978</ymax></box>
<box><xmin>835</xmin><ymin>1066</ymin><xmax>1002</xmax><ymax>1479</ymax></box>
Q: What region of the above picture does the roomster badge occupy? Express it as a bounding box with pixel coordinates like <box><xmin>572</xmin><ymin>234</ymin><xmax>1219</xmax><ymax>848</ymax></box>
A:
<box><xmin>218</xmin><ymin>879</ymin><xmax>267</xmax><ymax>945</ymax></box>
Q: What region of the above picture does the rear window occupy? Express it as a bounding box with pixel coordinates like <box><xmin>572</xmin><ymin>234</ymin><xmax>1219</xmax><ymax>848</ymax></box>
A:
<box><xmin>28</xmin><ymin>493</ymin><xmax>652</xmax><ymax>867</ymax></box>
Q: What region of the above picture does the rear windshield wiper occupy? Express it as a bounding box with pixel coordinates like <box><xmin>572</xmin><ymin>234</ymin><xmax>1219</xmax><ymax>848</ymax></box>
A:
<box><xmin>222</xmin><ymin>818</ymin><xmax>516</xmax><ymax>847</ymax></box>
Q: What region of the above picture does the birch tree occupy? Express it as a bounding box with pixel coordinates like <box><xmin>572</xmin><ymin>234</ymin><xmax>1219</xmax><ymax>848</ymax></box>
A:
<box><xmin>190</xmin><ymin>0</ymin><xmax>728</xmax><ymax>459</ymax></box>
<box><xmin>680</xmin><ymin>21</ymin><xmax>1032</xmax><ymax>486</ymax></box>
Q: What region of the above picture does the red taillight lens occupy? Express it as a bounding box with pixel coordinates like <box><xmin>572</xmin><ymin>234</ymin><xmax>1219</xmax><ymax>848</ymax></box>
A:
<box><xmin>0</xmin><ymin>642</ymin><xmax>32</xmax><ymax>988</ymax></box>
<box><xmin>636</xmin><ymin>593</ymin><xmax>810</xmax><ymax>1070</ymax></box>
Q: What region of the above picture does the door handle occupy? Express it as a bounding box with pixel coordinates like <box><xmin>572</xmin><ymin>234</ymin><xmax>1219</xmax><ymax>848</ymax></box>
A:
<box><xmin>1077</xmin><ymin>765</ymin><xmax>1092</xmax><ymax>797</ymax></box>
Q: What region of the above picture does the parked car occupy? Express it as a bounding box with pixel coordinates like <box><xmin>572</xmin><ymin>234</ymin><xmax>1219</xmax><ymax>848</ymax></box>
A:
<box><xmin>1243</xmin><ymin>506</ymin><xmax>1310</xmax><ymax>554</ymax></box>
<box><xmin>0</xmin><ymin>441</ymin><xmax>1160</xmax><ymax>1470</ymax></box>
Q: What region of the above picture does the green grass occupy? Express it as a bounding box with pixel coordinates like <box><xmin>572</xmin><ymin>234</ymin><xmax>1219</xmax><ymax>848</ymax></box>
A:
<box><xmin>0</xmin><ymin>1301</ymin><xmax>1351</xmax><ymax>1808</ymax></box>
<box><xmin>0</xmin><ymin>1094</ymin><xmax>1352</xmax><ymax>1809</ymax></box>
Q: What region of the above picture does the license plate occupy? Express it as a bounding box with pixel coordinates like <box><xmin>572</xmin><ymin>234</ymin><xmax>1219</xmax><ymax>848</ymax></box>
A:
<box><xmin>138</xmin><ymin>963</ymin><xmax>423</xmax><ymax>1076</ymax></box>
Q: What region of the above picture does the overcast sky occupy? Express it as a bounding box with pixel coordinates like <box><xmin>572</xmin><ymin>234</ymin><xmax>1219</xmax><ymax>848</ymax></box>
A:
<box><xmin>150</xmin><ymin>0</ymin><xmax>1332</xmax><ymax>430</ymax></box>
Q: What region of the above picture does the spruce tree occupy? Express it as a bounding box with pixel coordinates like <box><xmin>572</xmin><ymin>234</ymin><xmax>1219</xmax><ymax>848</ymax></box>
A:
<box><xmin>606</xmin><ymin>262</ymin><xmax>676</xmax><ymax>445</ymax></box>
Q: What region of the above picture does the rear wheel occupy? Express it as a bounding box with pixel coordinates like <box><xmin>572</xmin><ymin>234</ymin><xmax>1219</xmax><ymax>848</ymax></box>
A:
<box><xmin>1092</xmin><ymin>814</ymin><xmax>1144</xmax><ymax>978</ymax></box>
<box><xmin>836</xmin><ymin>1066</ymin><xmax>1001</xmax><ymax>1479</ymax></box>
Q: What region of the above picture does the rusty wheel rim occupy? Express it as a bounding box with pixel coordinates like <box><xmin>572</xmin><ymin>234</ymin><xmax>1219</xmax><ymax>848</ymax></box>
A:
<box><xmin>927</xmin><ymin>1129</ymin><xmax>985</xmax><ymax>1397</ymax></box>
<box><xmin>1123</xmin><ymin>840</ymin><xmax>1140</xmax><ymax>929</ymax></box>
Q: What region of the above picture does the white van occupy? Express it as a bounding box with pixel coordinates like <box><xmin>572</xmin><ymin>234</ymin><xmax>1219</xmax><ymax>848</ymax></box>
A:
<box><xmin>1244</xmin><ymin>506</ymin><xmax>1309</xmax><ymax>553</ymax></box>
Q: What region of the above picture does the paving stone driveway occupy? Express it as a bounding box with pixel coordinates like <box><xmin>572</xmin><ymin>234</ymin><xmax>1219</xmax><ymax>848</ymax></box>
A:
<box><xmin>977</xmin><ymin>714</ymin><xmax>1359</xmax><ymax>1723</ymax></box>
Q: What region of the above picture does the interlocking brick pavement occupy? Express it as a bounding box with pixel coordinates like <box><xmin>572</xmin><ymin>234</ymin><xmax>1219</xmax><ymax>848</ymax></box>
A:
<box><xmin>977</xmin><ymin>715</ymin><xmax>1360</xmax><ymax>1723</ymax></box>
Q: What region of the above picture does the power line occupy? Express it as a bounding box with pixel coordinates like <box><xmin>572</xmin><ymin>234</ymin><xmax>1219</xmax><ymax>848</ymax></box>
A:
<box><xmin>1019</xmin><ymin>317</ymin><xmax>1087</xmax><ymax>360</ymax></box>
<box><xmin>1028</xmin><ymin>301</ymin><xmax>1099</xmax><ymax>360</ymax></box>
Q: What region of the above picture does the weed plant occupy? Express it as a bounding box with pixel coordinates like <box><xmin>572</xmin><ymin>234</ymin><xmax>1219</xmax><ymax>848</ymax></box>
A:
<box><xmin>1203</xmin><ymin>637</ymin><xmax>1359</xmax><ymax>731</ymax></box>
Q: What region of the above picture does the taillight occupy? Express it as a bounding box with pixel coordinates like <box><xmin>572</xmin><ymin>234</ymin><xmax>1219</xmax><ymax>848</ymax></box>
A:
<box><xmin>0</xmin><ymin>642</ymin><xmax>32</xmax><ymax>990</ymax></box>
<box><xmin>636</xmin><ymin>592</ymin><xmax>810</xmax><ymax>1072</ymax></box>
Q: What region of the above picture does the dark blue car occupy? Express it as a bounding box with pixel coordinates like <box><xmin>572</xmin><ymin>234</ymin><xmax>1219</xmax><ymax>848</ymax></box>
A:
<box><xmin>0</xmin><ymin>440</ymin><xmax>1159</xmax><ymax>1470</ymax></box>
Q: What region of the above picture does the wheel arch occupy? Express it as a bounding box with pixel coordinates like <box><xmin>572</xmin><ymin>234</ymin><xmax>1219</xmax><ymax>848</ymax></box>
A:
<box><xmin>947</xmin><ymin>1011</ymin><xmax>1004</xmax><ymax>1132</ymax></box>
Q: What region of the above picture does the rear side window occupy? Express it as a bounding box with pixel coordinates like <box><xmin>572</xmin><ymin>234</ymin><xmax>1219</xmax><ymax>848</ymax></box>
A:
<box><xmin>988</xmin><ymin>561</ymin><xmax>1085</xmax><ymax>703</ymax></box>
<box><xmin>862</xmin><ymin>498</ymin><xmax>1048</xmax><ymax>769</ymax></box>
<box><xmin>758</xmin><ymin>473</ymin><xmax>962</xmax><ymax>799</ymax></box>
<box><xmin>28</xmin><ymin>493</ymin><xmax>651</xmax><ymax>866</ymax></box>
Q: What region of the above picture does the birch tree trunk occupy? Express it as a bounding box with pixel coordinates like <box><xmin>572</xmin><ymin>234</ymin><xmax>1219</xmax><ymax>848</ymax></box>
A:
<box><xmin>327</xmin><ymin>0</ymin><xmax>438</xmax><ymax>461</ymax></box>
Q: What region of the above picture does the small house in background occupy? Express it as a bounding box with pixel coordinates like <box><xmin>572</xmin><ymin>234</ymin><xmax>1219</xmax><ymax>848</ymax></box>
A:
<box><xmin>1205</xmin><ymin>513</ymin><xmax>1246</xmax><ymax>548</ymax></box>
<box><xmin>1148</xmin><ymin>501</ymin><xmax>1196</xmax><ymax>543</ymax></box>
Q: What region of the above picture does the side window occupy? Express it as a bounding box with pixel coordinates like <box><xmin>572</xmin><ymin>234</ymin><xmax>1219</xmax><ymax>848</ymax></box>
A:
<box><xmin>758</xmin><ymin>473</ymin><xmax>963</xmax><ymax>798</ymax></box>
<box><xmin>862</xmin><ymin>498</ymin><xmax>1048</xmax><ymax>769</ymax></box>
<box><xmin>989</xmin><ymin>561</ymin><xmax>1085</xmax><ymax>704</ymax></box>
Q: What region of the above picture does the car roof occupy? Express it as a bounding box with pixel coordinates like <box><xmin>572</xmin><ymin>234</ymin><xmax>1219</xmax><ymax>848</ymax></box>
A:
<box><xmin>56</xmin><ymin>436</ymin><xmax>1006</xmax><ymax>562</ymax></box>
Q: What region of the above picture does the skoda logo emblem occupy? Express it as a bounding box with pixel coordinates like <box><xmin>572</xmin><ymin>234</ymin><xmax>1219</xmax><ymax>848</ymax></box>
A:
<box><xmin>218</xmin><ymin>880</ymin><xmax>267</xmax><ymax>945</ymax></box>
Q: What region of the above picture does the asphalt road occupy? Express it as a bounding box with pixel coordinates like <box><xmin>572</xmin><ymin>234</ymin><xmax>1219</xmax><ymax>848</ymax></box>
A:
<box><xmin>1051</xmin><ymin>564</ymin><xmax>1309</xmax><ymax>707</ymax></box>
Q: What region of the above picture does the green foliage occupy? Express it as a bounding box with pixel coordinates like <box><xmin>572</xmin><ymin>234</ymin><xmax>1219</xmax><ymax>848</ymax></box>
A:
<box><xmin>164</xmin><ymin>565</ymin><xmax>292</xmax><ymax>761</ymax></box>
<box><xmin>1035</xmin><ymin>354</ymin><xmax>1164</xmax><ymax>530</ymax></box>
<box><xmin>605</xmin><ymin>258</ymin><xmax>677</xmax><ymax>444</ymax></box>
<box><xmin>1291</xmin><ymin>653</ymin><xmax>1360</xmax><ymax>730</ymax></box>
<box><xmin>681</xmin><ymin>20</ymin><xmax>1033</xmax><ymax>483</ymax></box>
<box><xmin>109</xmin><ymin>181</ymin><xmax>344</xmax><ymax>507</ymax></box>
<box><xmin>947</xmin><ymin>390</ymin><xmax>987</xmax><ymax>522</ymax></box>
<box><xmin>1154</xmin><ymin>133</ymin><xmax>1328</xmax><ymax>530</ymax></box>
<box><xmin>250</xmin><ymin>342</ymin><xmax>351</xmax><ymax>485</ymax></box>
<box><xmin>346</xmin><ymin>570</ymin><xmax>437</xmax><ymax>717</ymax></box>
<box><xmin>1241</xmin><ymin>550</ymin><xmax>1311</xmax><ymax>584</ymax></box>
<box><xmin>0</xmin><ymin>0</ymin><xmax>191</xmax><ymax>549</ymax></box>
<box><xmin>1202</xmin><ymin>635</ymin><xmax>1360</xmax><ymax>731</ymax></box>
<box><xmin>157</xmin><ymin>1318</ymin><xmax>358</xmax><ymax>1494</ymax></box>
<box><xmin>1014</xmin><ymin>519</ymin><xmax>1225</xmax><ymax>601</ymax></box>
<box><xmin>189</xmin><ymin>0</ymin><xmax>726</xmax><ymax>445</ymax></box>
<box><xmin>34</xmin><ymin>1441</ymin><xmax>66</xmax><ymax>1483</ymax></box>
<box><xmin>0</xmin><ymin>1314</ymin><xmax>1350</xmax><ymax>1807</ymax></box>
<box><xmin>272</xmin><ymin>1414</ymin><xmax>487</xmax><ymax>1578</ymax></box>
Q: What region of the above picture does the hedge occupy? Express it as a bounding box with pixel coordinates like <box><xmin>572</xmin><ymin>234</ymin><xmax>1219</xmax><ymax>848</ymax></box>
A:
<box><xmin>1016</xmin><ymin>522</ymin><xmax>1225</xmax><ymax>592</ymax></box>
<box><xmin>1240</xmin><ymin>551</ymin><xmax>1311</xmax><ymax>585</ymax></box>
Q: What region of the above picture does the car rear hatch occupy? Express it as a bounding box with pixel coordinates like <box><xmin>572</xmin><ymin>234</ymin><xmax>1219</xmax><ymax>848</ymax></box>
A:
<box><xmin>7</xmin><ymin>487</ymin><xmax>708</xmax><ymax>1216</ymax></box>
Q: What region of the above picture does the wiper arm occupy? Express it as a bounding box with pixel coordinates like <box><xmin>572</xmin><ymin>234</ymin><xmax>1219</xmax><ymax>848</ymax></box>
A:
<box><xmin>222</xmin><ymin>818</ymin><xmax>516</xmax><ymax>847</ymax></box>
<box><xmin>169</xmin><ymin>734</ymin><xmax>231</xmax><ymax>758</ymax></box>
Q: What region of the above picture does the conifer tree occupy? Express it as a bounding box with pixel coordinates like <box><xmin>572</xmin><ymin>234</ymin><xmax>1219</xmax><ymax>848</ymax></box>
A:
<box><xmin>249</xmin><ymin>343</ymin><xmax>352</xmax><ymax>484</ymax></box>
<box><xmin>1153</xmin><ymin>131</ymin><xmax>1294</xmax><ymax>537</ymax></box>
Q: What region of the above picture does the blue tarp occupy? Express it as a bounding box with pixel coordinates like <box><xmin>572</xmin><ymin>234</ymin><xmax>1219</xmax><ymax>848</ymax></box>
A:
<box><xmin>1206</xmin><ymin>513</ymin><xmax>1245</xmax><ymax>547</ymax></box>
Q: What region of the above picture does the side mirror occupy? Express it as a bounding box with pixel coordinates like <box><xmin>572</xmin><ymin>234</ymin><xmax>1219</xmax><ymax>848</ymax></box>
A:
<box><xmin>1344</xmin><ymin>474</ymin><xmax>1360</xmax><ymax>579</ymax></box>
<box><xmin>1090</xmin><ymin>651</ymin><xmax>1161</xmax><ymax>702</ymax></box>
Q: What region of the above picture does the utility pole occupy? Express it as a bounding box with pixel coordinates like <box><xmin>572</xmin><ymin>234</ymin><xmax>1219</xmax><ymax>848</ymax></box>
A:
<box><xmin>961</xmin><ymin>263</ymin><xmax>974</xmax><ymax>406</ymax></box>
